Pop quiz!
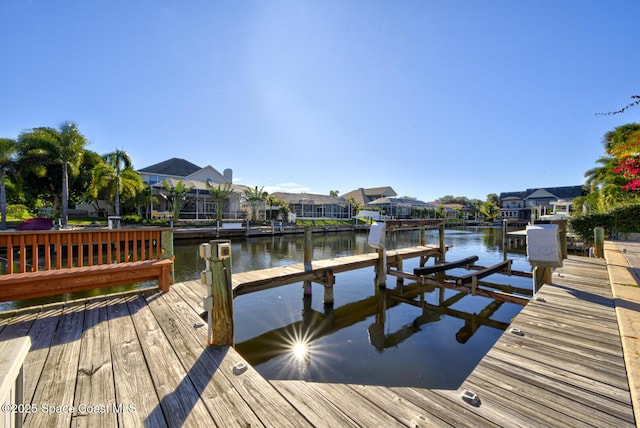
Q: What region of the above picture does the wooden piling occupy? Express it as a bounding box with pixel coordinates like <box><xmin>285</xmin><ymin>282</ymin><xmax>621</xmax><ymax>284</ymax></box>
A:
<box><xmin>303</xmin><ymin>226</ymin><xmax>312</xmax><ymax>296</ymax></box>
<box><xmin>205</xmin><ymin>240</ymin><xmax>234</xmax><ymax>346</ymax></box>
<box><xmin>438</xmin><ymin>223</ymin><xmax>446</xmax><ymax>262</ymax></box>
<box><xmin>502</xmin><ymin>219</ymin><xmax>508</xmax><ymax>261</ymax></box>
<box><xmin>375</xmin><ymin>248</ymin><xmax>387</xmax><ymax>288</ymax></box>
<box><xmin>594</xmin><ymin>226</ymin><xmax>604</xmax><ymax>258</ymax></box>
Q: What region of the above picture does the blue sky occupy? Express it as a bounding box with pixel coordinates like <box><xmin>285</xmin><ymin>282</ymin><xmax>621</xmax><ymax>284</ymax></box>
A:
<box><xmin>1</xmin><ymin>1</ymin><xmax>638</xmax><ymax>202</ymax></box>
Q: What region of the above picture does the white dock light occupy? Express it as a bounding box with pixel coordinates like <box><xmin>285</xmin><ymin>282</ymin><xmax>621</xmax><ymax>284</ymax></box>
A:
<box><xmin>368</xmin><ymin>222</ymin><xmax>386</xmax><ymax>250</ymax></box>
<box><xmin>216</xmin><ymin>242</ymin><xmax>231</xmax><ymax>259</ymax></box>
<box><xmin>201</xmin><ymin>270</ymin><xmax>212</xmax><ymax>286</ymax></box>
<box><xmin>199</xmin><ymin>243</ymin><xmax>212</xmax><ymax>259</ymax></box>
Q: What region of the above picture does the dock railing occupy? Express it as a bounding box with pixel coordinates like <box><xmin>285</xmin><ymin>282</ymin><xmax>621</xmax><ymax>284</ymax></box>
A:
<box><xmin>0</xmin><ymin>227</ymin><xmax>173</xmax><ymax>274</ymax></box>
<box><xmin>0</xmin><ymin>228</ymin><xmax>175</xmax><ymax>302</ymax></box>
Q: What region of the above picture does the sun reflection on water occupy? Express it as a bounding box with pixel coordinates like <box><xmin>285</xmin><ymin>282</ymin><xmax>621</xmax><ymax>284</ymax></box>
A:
<box><xmin>291</xmin><ymin>340</ymin><xmax>309</xmax><ymax>361</ymax></box>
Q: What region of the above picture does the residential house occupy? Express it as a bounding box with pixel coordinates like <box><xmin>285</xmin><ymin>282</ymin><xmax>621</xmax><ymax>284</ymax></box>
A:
<box><xmin>137</xmin><ymin>158</ymin><xmax>248</xmax><ymax>220</ymax></box>
<box><xmin>342</xmin><ymin>187</ymin><xmax>398</xmax><ymax>207</ymax></box>
<box><xmin>367</xmin><ymin>197</ymin><xmax>430</xmax><ymax>219</ymax></box>
<box><xmin>499</xmin><ymin>185</ymin><xmax>587</xmax><ymax>222</ymax></box>
<box><xmin>271</xmin><ymin>192</ymin><xmax>352</xmax><ymax>220</ymax></box>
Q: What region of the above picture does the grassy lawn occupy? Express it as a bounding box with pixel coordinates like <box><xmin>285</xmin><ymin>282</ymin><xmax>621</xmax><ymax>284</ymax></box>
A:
<box><xmin>296</xmin><ymin>218</ymin><xmax>369</xmax><ymax>227</ymax></box>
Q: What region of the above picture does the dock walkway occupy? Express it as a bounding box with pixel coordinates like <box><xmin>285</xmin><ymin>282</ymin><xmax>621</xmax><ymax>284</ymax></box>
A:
<box><xmin>232</xmin><ymin>244</ymin><xmax>443</xmax><ymax>296</ymax></box>
<box><xmin>0</xmin><ymin>251</ymin><xmax>637</xmax><ymax>426</ymax></box>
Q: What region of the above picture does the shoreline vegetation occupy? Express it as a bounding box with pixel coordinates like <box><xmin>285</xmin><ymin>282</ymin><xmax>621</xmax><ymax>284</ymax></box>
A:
<box><xmin>1</xmin><ymin>215</ymin><xmax>496</xmax><ymax>232</ymax></box>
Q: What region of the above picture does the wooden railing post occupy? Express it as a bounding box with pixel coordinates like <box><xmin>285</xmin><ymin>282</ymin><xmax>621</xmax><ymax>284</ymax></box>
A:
<box><xmin>161</xmin><ymin>229</ymin><xmax>175</xmax><ymax>284</ymax></box>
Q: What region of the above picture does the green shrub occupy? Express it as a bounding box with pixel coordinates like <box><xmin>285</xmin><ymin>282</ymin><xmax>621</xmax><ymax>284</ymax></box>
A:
<box><xmin>569</xmin><ymin>203</ymin><xmax>640</xmax><ymax>242</ymax></box>
<box><xmin>6</xmin><ymin>204</ymin><xmax>31</xmax><ymax>219</ymax></box>
<box><xmin>121</xmin><ymin>214</ymin><xmax>144</xmax><ymax>224</ymax></box>
<box><xmin>610</xmin><ymin>204</ymin><xmax>640</xmax><ymax>233</ymax></box>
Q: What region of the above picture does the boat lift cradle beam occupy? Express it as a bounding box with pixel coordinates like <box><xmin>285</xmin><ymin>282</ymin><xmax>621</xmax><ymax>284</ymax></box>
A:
<box><xmin>388</xmin><ymin>256</ymin><xmax>530</xmax><ymax>306</ymax></box>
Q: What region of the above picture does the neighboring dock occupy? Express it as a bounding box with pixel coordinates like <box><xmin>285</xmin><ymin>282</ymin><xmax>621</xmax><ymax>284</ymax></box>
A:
<box><xmin>0</xmin><ymin>247</ymin><xmax>637</xmax><ymax>426</ymax></box>
<box><xmin>232</xmin><ymin>244</ymin><xmax>444</xmax><ymax>297</ymax></box>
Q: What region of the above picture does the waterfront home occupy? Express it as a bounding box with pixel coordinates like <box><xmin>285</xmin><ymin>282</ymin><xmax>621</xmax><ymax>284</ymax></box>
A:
<box><xmin>342</xmin><ymin>186</ymin><xmax>398</xmax><ymax>206</ymax></box>
<box><xmin>366</xmin><ymin>196</ymin><xmax>430</xmax><ymax>219</ymax></box>
<box><xmin>271</xmin><ymin>192</ymin><xmax>352</xmax><ymax>220</ymax></box>
<box><xmin>137</xmin><ymin>158</ymin><xmax>248</xmax><ymax>220</ymax></box>
<box><xmin>499</xmin><ymin>185</ymin><xmax>587</xmax><ymax>222</ymax></box>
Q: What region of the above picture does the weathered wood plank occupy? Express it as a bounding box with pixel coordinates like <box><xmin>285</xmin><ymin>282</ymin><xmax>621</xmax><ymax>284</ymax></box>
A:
<box><xmin>391</xmin><ymin>386</ymin><xmax>500</xmax><ymax>427</ymax></box>
<box><xmin>513</xmin><ymin>311</ymin><xmax>624</xmax><ymax>357</ymax></box>
<box><xmin>107</xmin><ymin>296</ymin><xmax>167</xmax><ymax>428</ymax></box>
<box><xmin>347</xmin><ymin>383</ymin><xmax>455</xmax><ymax>427</ymax></box>
<box><xmin>487</xmin><ymin>345</ymin><xmax>631</xmax><ymax>406</ymax></box>
<box><xmin>126</xmin><ymin>294</ymin><xmax>213</xmax><ymax>427</ymax></box>
<box><xmin>23</xmin><ymin>302</ymin><xmax>85</xmax><ymax>428</ymax></box>
<box><xmin>504</xmin><ymin>317</ymin><xmax>626</xmax><ymax>371</ymax></box>
<box><xmin>306</xmin><ymin>382</ymin><xmax>404</xmax><ymax>427</ymax></box>
<box><xmin>471</xmin><ymin>355</ymin><xmax>635</xmax><ymax>427</ymax></box>
<box><xmin>143</xmin><ymin>289</ymin><xmax>266</xmax><ymax>427</ymax></box>
<box><xmin>18</xmin><ymin>304</ymin><xmax>63</xmax><ymax>408</ymax></box>
<box><xmin>462</xmin><ymin>373</ymin><xmax>578</xmax><ymax>427</ymax></box>
<box><xmin>270</xmin><ymin>380</ymin><xmax>359</xmax><ymax>427</ymax></box>
<box><xmin>72</xmin><ymin>298</ymin><xmax>117</xmax><ymax>427</ymax></box>
<box><xmin>151</xmin><ymin>288</ymin><xmax>313</xmax><ymax>427</ymax></box>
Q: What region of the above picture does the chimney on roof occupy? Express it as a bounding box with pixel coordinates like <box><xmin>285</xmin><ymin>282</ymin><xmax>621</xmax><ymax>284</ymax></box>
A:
<box><xmin>223</xmin><ymin>168</ymin><xmax>233</xmax><ymax>183</ymax></box>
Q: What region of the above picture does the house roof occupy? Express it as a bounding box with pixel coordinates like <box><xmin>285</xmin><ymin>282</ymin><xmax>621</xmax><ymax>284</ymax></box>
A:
<box><xmin>186</xmin><ymin>165</ymin><xmax>229</xmax><ymax>184</ymax></box>
<box><xmin>368</xmin><ymin>197</ymin><xmax>429</xmax><ymax>207</ymax></box>
<box><xmin>138</xmin><ymin>158</ymin><xmax>202</xmax><ymax>177</ymax></box>
<box><xmin>151</xmin><ymin>177</ymin><xmax>247</xmax><ymax>193</ymax></box>
<box><xmin>271</xmin><ymin>192</ymin><xmax>347</xmax><ymax>205</ymax></box>
<box><xmin>524</xmin><ymin>188</ymin><xmax>558</xmax><ymax>200</ymax></box>
<box><xmin>342</xmin><ymin>187</ymin><xmax>397</xmax><ymax>205</ymax></box>
<box><xmin>499</xmin><ymin>185</ymin><xmax>586</xmax><ymax>201</ymax></box>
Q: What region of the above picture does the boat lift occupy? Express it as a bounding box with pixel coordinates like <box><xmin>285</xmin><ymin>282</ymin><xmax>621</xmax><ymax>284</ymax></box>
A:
<box><xmin>369</xmin><ymin>221</ymin><xmax>532</xmax><ymax>306</ymax></box>
<box><xmin>386</xmin><ymin>256</ymin><xmax>531</xmax><ymax>306</ymax></box>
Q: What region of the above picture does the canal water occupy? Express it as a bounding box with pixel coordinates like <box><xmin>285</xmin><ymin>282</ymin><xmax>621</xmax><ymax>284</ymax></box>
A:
<box><xmin>1</xmin><ymin>226</ymin><xmax>533</xmax><ymax>389</ymax></box>
<box><xmin>176</xmin><ymin>226</ymin><xmax>533</xmax><ymax>389</ymax></box>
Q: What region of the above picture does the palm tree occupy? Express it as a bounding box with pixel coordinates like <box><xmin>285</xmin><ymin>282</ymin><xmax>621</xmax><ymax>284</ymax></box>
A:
<box><xmin>206</xmin><ymin>182</ymin><xmax>233</xmax><ymax>223</ymax></box>
<box><xmin>584</xmin><ymin>156</ymin><xmax>622</xmax><ymax>191</ymax></box>
<box><xmin>0</xmin><ymin>138</ymin><xmax>17</xmax><ymax>230</ymax></box>
<box><xmin>160</xmin><ymin>179</ymin><xmax>193</xmax><ymax>221</ymax></box>
<box><xmin>603</xmin><ymin>123</ymin><xmax>640</xmax><ymax>158</ymax></box>
<box><xmin>18</xmin><ymin>122</ymin><xmax>88</xmax><ymax>227</ymax></box>
<box><xmin>90</xmin><ymin>150</ymin><xmax>144</xmax><ymax>217</ymax></box>
<box><xmin>243</xmin><ymin>186</ymin><xmax>267</xmax><ymax>221</ymax></box>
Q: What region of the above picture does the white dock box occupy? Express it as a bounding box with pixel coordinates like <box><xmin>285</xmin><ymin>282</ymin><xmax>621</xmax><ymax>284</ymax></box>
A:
<box><xmin>368</xmin><ymin>222</ymin><xmax>386</xmax><ymax>250</ymax></box>
<box><xmin>526</xmin><ymin>224</ymin><xmax>562</xmax><ymax>267</ymax></box>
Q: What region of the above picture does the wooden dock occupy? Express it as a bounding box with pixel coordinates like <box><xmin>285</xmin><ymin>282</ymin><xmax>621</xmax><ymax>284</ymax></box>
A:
<box><xmin>0</xmin><ymin>253</ymin><xmax>635</xmax><ymax>427</ymax></box>
<box><xmin>232</xmin><ymin>244</ymin><xmax>444</xmax><ymax>297</ymax></box>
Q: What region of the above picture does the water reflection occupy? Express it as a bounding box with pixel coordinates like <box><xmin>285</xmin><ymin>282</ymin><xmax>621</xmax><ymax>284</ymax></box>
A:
<box><xmin>1</xmin><ymin>226</ymin><xmax>532</xmax><ymax>388</ymax></box>
<box><xmin>194</xmin><ymin>227</ymin><xmax>533</xmax><ymax>389</ymax></box>
<box><xmin>235</xmin><ymin>270</ymin><xmax>526</xmax><ymax>388</ymax></box>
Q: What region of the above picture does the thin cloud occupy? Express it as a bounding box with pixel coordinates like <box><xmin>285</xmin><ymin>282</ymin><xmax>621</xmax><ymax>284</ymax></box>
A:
<box><xmin>264</xmin><ymin>182</ymin><xmax>312</xmax><ymax>194</ymax></box>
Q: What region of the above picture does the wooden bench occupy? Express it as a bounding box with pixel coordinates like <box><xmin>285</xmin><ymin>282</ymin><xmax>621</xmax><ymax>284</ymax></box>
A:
<box><xmin>0</xmin><ymin>259</ymin><xmax>173</xmax><ymax>302</ymax></box>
